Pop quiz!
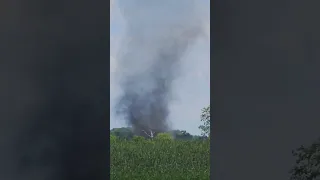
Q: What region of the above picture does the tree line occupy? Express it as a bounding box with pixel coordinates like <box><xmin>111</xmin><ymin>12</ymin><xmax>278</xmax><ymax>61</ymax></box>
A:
<box><xmin>110</xmin><ymin>127</ymin><xmax>208</xmax><ymax>141</ymax></box>
<box><xmin>110</xmin><ymin>105</ymin><xmax>211</xmax><ymax>140</ymax></box>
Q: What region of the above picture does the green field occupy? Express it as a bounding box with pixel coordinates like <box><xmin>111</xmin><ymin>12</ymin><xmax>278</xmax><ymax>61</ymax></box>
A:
<box><xmin>110</xmin><ymin>136</ymin><xmax>210</xmax><ymax>180</ymax></box>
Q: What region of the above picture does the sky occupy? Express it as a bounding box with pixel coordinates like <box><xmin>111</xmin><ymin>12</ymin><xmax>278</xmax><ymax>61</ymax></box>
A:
<box><xmin>110</xmin><ymin>0</ymin><xmax>210</xmax><ymax>135</ymax></box>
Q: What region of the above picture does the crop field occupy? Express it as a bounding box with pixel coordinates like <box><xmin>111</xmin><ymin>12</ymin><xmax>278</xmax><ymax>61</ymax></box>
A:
<box><xmin>110</xmin><ymin>136</ymin><xmax>210</xmax><ymax>180</ymax></box>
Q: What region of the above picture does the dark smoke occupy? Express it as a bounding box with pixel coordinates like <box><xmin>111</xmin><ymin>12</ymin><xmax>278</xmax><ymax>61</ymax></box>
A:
<box><xmin>0</xmin><ymin>1</ymin><xmax>108</xmax><ymax>180</ymax></box>
<box><xmin>212</xmin><ymin>1</ymin><xmax>320</xmax><ymax>180</ymax></box>
<box><xmin>114</xmin><ymin>0</ymin><xmax>208</xmax><ymax>137</ymax></box>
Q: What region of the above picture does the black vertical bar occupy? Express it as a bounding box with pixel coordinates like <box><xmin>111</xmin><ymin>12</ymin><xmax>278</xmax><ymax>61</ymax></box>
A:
<box><xmin>211</xmin><ymin>0</ymin><xmax>320</xmax><ymax>180</ymax></box>
<box><xmin>0</xmin><ymin>1</ymin><xmax>110</xmax><ymax>180</ymax></box>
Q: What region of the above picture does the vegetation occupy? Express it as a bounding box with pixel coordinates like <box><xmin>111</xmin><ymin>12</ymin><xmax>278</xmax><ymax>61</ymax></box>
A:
<box><xmin>290</xmin><ymin>137</ymin><xmax>320</xmax><ymax>180</ymax></box>
<box><xmin>110</xmin><ymin>134</ymin><xmax>210</xmax><ymax>180</ymax></box>
<box><xmin>110</xmin><ymin>128</ymin><xmax>208</xmax><ymax>140</ymax></box>
<box><xmin>199</xmin><ymin>105</ymin><xmax>210</xmax><ymax>137</ymax></box>
<box><xmin>110</xmin><ymin>105</ymin><xmax>211</xmax><ymax>180</ymax></box>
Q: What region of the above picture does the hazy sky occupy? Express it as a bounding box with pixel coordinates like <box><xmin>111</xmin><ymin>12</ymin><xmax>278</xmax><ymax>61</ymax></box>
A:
<box><xmin>110</xmin><ymin>0</ymin><xmax>210</xmax><ymax>135</ymax></box>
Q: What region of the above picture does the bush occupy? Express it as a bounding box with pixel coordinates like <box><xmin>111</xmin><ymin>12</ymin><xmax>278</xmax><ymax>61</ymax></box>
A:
<box><xmin>154</xmin><ymin>132</ymin><xmax>173</xmax><ymax>141</ymax></box>
<box><xmin>132</xmin><ymin>135</ymin><xmax>145</xmax><ymax>142</ymax></box>
<box><xmin>110</xmin><ymin>134</ymin><xmax>117</xmax><ymax>143</ymax></box>
<box><xmin>110</xmin><ymin>137</ymin><xmax>210</xmax><ymax>180</ymax></box>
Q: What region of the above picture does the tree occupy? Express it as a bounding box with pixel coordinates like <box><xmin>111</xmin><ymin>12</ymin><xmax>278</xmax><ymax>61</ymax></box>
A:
<box><xmin>172</xmin><ymin>130</ymin><xmax>193</xmax><ymax>140</ymax></box>
<box><xmin>110</xmin><ymin>127</ymin><xmax>205</xmax><ymax>141</ymax></box>
<box><xmin>290</xmin><ymin>137</ymin><xmax>320</xmax><ymax>180</ymax></box>
<box><xmin>198</xmin><ymin>105</ymin><xmax>210</xmax><ymax>137</ymax></box>
<box><xmin>192</xmin><ymin>135</ymin><xmax>208</xmax><ymax>141</ymax></box>
<box><xmin>154</xmin><ymin>133</ymin><xmax>173</xmax><ymax>141</ymax></box>
<box><xmin>110</xmin><ymin>127</ymin><xmax>134</xmax><ymax>140</ymax></box>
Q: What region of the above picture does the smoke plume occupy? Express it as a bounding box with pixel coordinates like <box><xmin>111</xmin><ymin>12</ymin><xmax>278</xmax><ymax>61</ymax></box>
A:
<box><xmin>114</xmin><ymin>0</ymin><xmax>208</xmax><ymax>136</ymax></box>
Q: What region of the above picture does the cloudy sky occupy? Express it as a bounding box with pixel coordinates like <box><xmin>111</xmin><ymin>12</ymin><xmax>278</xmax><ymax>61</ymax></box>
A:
<box><xmin>110</xmin><ymin>0</ymin><xmax>210</xmax><ymax>135</ymax></box>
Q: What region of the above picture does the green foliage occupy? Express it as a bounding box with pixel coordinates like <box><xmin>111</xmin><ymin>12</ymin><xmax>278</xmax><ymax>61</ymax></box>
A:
<box><xmin>172</xmin><ymin>130</ymin><xmax>193</xmax><ymax>140</ymax></box>
<box><xmin>111</xmin><ymin>138</ymin><xmax>210</xmax><ymax>180</ymax></box>
<box><xmin>132</xmin><ymin>135</ymin><xmax>146</xmax><ymax>142</ymax></box>
<box><xmin>199</xmin><ymin>105</ymin><xmax>210</xmax><ymax>137</ymax></box>
<box><xmin>192</xmin><ymin>135</ymin><xmax>208</xmax><ymax>141</ymax></box>
<box><xmin>111</xmin><ymin>128</ymin><xmax>208</xmax><ymax>141</ymax></box>
<box><xmin>290</xmin><ymin>137</ymin><xmax>320</xmax><ymax>180</ymax></box>
<box><xmin>110</xmin><ymin>127</ymin><xmax>134</xmax><ymax>140</ymax></box>
<box><xmin>154</xmin><ymin>132</ymin><xmax>173</xmax><ymax>141</ymax></box>
<box><xmin>110</xmin><ymin>134</ymin><xmax>117</xmax><ymax>143</ymax></box>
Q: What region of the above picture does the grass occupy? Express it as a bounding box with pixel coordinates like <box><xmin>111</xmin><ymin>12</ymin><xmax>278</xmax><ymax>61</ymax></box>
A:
<box><xmin>110</xmin><ymin>137</ymin><xmax>210</xmax><ymax>180</ymax></box>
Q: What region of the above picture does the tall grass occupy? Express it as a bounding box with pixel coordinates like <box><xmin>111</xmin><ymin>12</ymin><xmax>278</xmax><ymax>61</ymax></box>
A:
<box><xmin>110</xmin><ymin>136</ymin><xmax>210</xmax><ymax>180</ymax></box>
